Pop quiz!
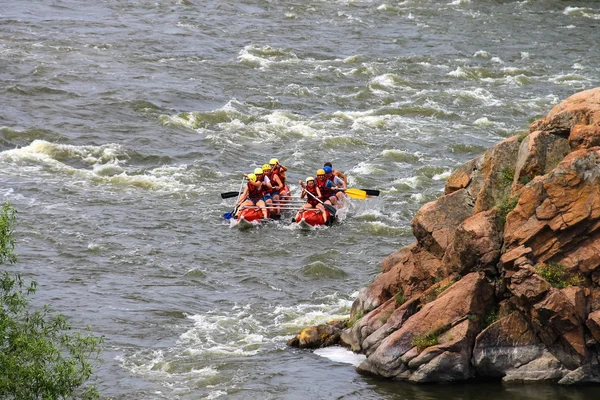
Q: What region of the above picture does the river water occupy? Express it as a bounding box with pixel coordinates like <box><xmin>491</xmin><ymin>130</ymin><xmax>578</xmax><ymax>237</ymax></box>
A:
<box><xmin>2</xmin><ymin>0</ymin><xmax>600</xmax><ymax>398</ymax></box>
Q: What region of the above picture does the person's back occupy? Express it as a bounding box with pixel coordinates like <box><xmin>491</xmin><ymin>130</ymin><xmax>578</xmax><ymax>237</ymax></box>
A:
<box><xmin>324</xmin><ymin>162</ymin><xmax>347</xmax><ymax>186</ymax></box>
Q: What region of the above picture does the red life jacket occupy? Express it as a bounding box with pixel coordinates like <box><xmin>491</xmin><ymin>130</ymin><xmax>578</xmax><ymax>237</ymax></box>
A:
<box><xmin>305</xmin><ymin>185</ymin><xmax>319</xmax><ymax>207</ymax></box>
<box><xmin>316</xmin><ymin>178</ymin><xmax>334</xmax><ymax>200</ymax></box>
<box><xmin>247</xmin><ymin>182</ymin><xmax>262</xmax><ymax>201</ymax></box>
<box><xmin>272</xmin><ymin>166</ymin><xmax>286</xmax><ymax>185</ymax></box>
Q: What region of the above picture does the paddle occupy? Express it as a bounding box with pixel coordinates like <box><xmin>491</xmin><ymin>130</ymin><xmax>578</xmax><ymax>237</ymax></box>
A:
<box><xmin>221</xmin><ymin>191</ymin><xmax>240</xmax><ymax>199</ymax></box>
<box><xmin>223</xmin><ymin>177</ymin><xmax>246</xmax><ymax>219</ymax></box>
<box><xmin>343</xmin><ymin>188</ymin><xmax>367</xmax><ymax>200</ymax></box>
<box><xmin>301</xmin><ymin>182</ymin><xmax>337</xmax><ymax>216</ymax></box>
<box><xmin>361</xmin><ymin>189</ymin><xmax>380</xmax><ymax>196</ymax></box>
<box><xmin>339</xmin><ymin>188</ymin><xmax>379</xmax><ymax>200</ymax></box>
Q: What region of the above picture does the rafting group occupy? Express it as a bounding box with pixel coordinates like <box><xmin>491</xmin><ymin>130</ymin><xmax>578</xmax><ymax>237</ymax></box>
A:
<box><xmin>222</xmin><ymin>158</ymin><xmax>379</xmax><ymax>228</ymax></box>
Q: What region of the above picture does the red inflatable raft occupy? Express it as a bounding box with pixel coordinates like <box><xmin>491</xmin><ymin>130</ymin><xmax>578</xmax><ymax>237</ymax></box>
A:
<box><xmin>294</xmin><ymin>208</ymin><xmax>333</xmax><ymax>227</ymax></box>
<box><xmin>237</xmin><ymin>207</ymin><xmax>267</xmax><ymax>223</ymax></box>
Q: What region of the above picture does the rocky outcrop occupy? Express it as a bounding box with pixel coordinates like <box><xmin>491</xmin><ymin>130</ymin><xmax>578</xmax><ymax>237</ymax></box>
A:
<box><xmin>289</xmin><ymin>88</ymin><xmax>600</xmax><ymax>385</ymax></box>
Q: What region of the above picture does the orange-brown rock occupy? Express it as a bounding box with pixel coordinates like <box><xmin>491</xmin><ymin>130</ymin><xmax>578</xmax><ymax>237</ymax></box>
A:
<box><xmin>512</xmin><ymin>131</ymin><xmax>570</xmax><ymax>192</ymax></box>
<box><xmin>444</xmin><ymin>156</ymin><xmax>484</xmax><ymax>195</ymax></box>
<box><xmin>569</xmin><ymin>125</ymin><xmax>600</xmax><ymax>150</ymax></box>
<box><xmin>290</xmin><ymin>87</ymin><xmax>600</xmax><ymax>384</ymax></box>
<box><xmin>473</xmin><ymin>136</ymin><xmax>521</xmax><ymax>214</ymax></box>
<box><xmin>443</xmin><ymin>210</ymin><xmax>503</xmax><ymax>276</ymax></box>
<box><xmin>287</xmin><ymin>320</ymin><xmax>346</xmax><ymax>349</ymax></box>
<box><xmin>411</xmin><ymin>188</ymin><xmax>474</xmax><ymax>258</ymax></box>
<box><xmin>356</xmin><ymin>273</ymin><xmax>493</xmax><ymax>380</ymax></box>
<box><xmin>585</xmin><ymin>310</ymin><xmax>600</xmax><ymax>342</ymax></box>
<box><xmin>533</xmin><ymin>87</ymin><xmax>600</xmax><ymax>136</ymax></box>
<box><xmin>351</xmin><ymin>245</ymin><xmax>443</xmax><ymax>316</ymax></box>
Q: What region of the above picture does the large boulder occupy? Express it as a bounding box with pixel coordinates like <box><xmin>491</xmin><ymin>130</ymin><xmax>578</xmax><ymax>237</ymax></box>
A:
<box><xmin>357</xmin><ymin>273</ymin><xmax>494</xmax><ymax>381</ymax></box>
<box><xmin>473</xmin><ymin>311</ymin><xmax>568</xmax><ymax>381</ymax></box>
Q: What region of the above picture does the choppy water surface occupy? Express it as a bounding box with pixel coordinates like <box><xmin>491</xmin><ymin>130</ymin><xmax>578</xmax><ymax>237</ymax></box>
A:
<box><xmin>2</xmin><ymin>1</ymin><xmax>600</xmax><ymax>398</ymax></box>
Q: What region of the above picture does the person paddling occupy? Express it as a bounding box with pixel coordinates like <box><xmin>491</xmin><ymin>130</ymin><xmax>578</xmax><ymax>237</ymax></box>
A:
<box><xmin>270</xmin><ymin>158</ymin><xmax>290</xmax><ymax>199</ymax></box>
<box><xmin>235</xmin><ymin>173</ymin><xmax>268</xmax><ymax>219</ymax></box>
<box><xmin>295</xmin><ymin>177</ymin><xmax>327</xmax><ymax>225</ymax></box>
<box><xmin>315</xmin><ymin>168</ymin><xmax>338</xmax><ymax>206</ymax></box>
<box><xmin>254</xmin><ymin>167</ymin><xmax>273</xmax><ymax>214</ymax></box>
<box><xmin>324</xmin><ymin>165</ymin><xmax>346</xmax><ymax>203</ymax></box>
<box><xmin>324</xmin><ymin>162</ymin><xmax>347</xmax><ymax>186</ymax></box>
<box><xmin>263</xmin><ymin>163</ymin><xmax>284</xmax><ymax>216</ymax></box>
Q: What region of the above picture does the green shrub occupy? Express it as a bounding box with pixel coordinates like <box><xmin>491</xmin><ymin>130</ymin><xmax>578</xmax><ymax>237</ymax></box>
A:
<box><xmin>0</xmin><ymin>202</ymin><xmax>104</xmax><ymax>399</ymax></box>
<box><xmin>535</xmin><ymin>262</ymin><xmax>583</xmax><ymax>289</ymax></box>
<box><xmin>519</xmin><ymin>175</ymin><xmax>532</xmax><ymax>185</ymax></box>
<box><xmin>394</xmin><ymin>291</ymin><xmax>405</xmax><ymax>306</ymax></box>
<box><xmin>379</xmin><ymin>311</ymin><xmax>393</xmax><ymax>324</ymax></box>
<box><xmin>517</xmin><ymin>132</ymin><xmax>529</xmax><ymax>143</ymax></box>
<box><xmin>411</xmin><ymin>327</ymin><xmax>445</xmax><ymax>353</ymax></box>
<box><xmin>434</xmin><ymin>280</ymin><xmax>454</xmax><ymax>298</ymax></box>
<box><xmin>499</xmin><ymin>167</ymin><xmax>515</xmax><ymax>188</ymax></box>
<box><xmin>483</xmin><ymin>310</ymin><xmax>499</xmax><ymax>328</ymax></box>
<box><xmin>347</xmin><ymin>310</ymin><xmax>364</xmax><ymax>328</ymax></box>
<box><xmin>0</xmin><ymin>202</ymin><xmax>17</xmax><ymax>264</ymax></box>
<box><xmin>495</xmin><ymin>194</ymin><xmax>519</xmax><ymax>226</ymax></box>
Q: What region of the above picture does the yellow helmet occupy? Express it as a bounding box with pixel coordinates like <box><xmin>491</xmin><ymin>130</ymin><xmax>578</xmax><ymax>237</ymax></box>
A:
<box><xmin>269</xmin><ymin>158</ymin><xmax>279</xmax><ymax>165</ymax></box>
<box><xmin>262</xmin><ymin>163</ymin><xmax>271</xmax><ymax>172</ymax></box>
<box><xmin>247</xmin><ymin>173</ymin><xmax>257</xmax><ymax>182</ymax></box>
<box><xmin>254</xmin><ymin>167</ymin><xmax>263</xmax><ymax>175</ymax></box>
<box><xmin>316</xmin><ymin>168</ymin><xmax>325</xmax><ymax>176</ymax></box>
<box><xmin>306</xmin><ymin>176</ymin><xmax>315</xmax><ymax>183</ymax></box>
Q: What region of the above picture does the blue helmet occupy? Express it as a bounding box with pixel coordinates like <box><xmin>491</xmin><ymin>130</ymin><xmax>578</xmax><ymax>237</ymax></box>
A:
<box><xmin>323</xmin><ymin>166</ymin><xmax>333</xmax><ymax>174</ymax></box>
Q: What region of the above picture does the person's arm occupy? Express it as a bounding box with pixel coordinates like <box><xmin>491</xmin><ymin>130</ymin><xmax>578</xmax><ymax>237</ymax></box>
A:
<box><xmin>235</xmin><ymin>187</ymin><xmax>249</xmax><ymax>206</ymax></box>
<box><xmin>316</xmin><ymin>186</ymin><xmax>322</xmax><ymax>198</ymax></box>
<box><xmin>262</xmin><ymin>175</ymin><xmax>272</xmax><ymax>190</ymax></box>
<box><xmin>334</xmin><ymin>176</ymin><xmax>346</xmax><ymax>190</ymax></box>
<box><xmin>278</xmin><ymin>162</ymin><xmax>288</xmax><ymax>172</ymax></box>
<box><xmin>273</xmin><ymin>175</ymin><xmax>283</xmax><ymax>191</ymax></box>
<box><xmin>335</xmin><ymin>170</ymin><xmax>347</xmax><ymax>185</ymax></box>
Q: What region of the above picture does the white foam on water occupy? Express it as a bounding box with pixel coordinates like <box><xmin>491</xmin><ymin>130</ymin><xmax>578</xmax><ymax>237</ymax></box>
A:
<box><xmin>0</xmin><ymin>140</ymin><xmax>199</xmax><ymax>193</ymax></box>
<box><xmin>356</xmin><ymin>209</ymin><xmax>384</xmax><ymax>219</ymax></box>
<box><xmin>572</xmin><ymin>63</ymin><xmax>585</xmax><ymax>70</ymax></box>
<box><xmin>448</xmin><ymin>0</ymin><xmax>471</xmax><ymax>6</ymax></box>
<box><xmin>521</xmin><ymin>52</ymin><xmax>530</xmax><ymax>59</ymax></box>
<box><xmin>432</xmin><ymin>170</ymin><xmax>451</xmax><ymax>181</ymax></box>
<box><xmin>314</xmin><ymin>346</ymin><xmax>366</xmax><ymax>367</ymax></box>
<box><xmin>205</xmin><ymin>391</ymin><xmax>228</xmax><ymax>400</ymax></box>
<box><xmin>370</xmin><ymin>73</ymin><xmax>401</xmax><ymax>88</ymax></box>
<box><xmin>549</xmin><ymin>73</ymin><xmax>587</xmax><ymax>85</ymax></box>
<box><xmin>564</xmin><ymin>6</ymin><xmax>600</xmax><ymax>19</ymax></box>
<box><xmin>490</xmin><ymin>56</ymin><xmax>504</xmax><ymax>64</ymax></box>
<box><xmin>377</xmin><ymin>4</ymin><xmax>400</xmax><ymax>12</ymax></box>
<box><xmin>393</xmin><ymin>175</ymin><xmax>421</xmax><ymax>189</ymax></box>
<box><xmin>473</xmin><ymin>50</ymin><xmax>490</xmax><ymax>59</ymax></box>
<box><xmin>473</xmin><ymin>117</ymin><xmax>493</xmax><ymax>126</ymax></box>
<box><xmin>448</xmin><ymin>66</ymin><xmax>468</xmax><ymax>78</ymax></box>
<box><xmin>447</xmin><ymin>87</ymin><xmax>502</xmax><ymax>106</ymax></box>
<box><xmin>348</xmin><ymin>161</ymin><xmax>373</xmax><ymax>175</ymax></box>
<box><xmin>410</xmin><ymin>193</ymin><xmax>424</xmax><ymax>202</ymax></box>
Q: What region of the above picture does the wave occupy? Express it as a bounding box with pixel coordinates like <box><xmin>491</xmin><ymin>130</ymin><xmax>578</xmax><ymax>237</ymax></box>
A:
<box><xmin>0</xmin><ymin>140</ymin><xmax>198</xmax><ymax>193</ymax></box>
<box><xmin>564</xmin><ymin>6</ymin><xmax>600</xmax><ymax>20</ymax></box>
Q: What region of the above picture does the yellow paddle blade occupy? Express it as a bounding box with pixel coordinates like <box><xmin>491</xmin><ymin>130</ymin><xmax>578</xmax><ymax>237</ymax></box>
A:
<box><xmin>345</xmin><ymin>188</ymin><xmax>367</xmax><ymax>200</ymax></box>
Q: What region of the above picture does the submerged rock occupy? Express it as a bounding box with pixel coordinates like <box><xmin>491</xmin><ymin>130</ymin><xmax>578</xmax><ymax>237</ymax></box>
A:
<box><xmin>290</xmin><ymin>87</ymin><xmax>600</xmax><ymax>385</ymax></box>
